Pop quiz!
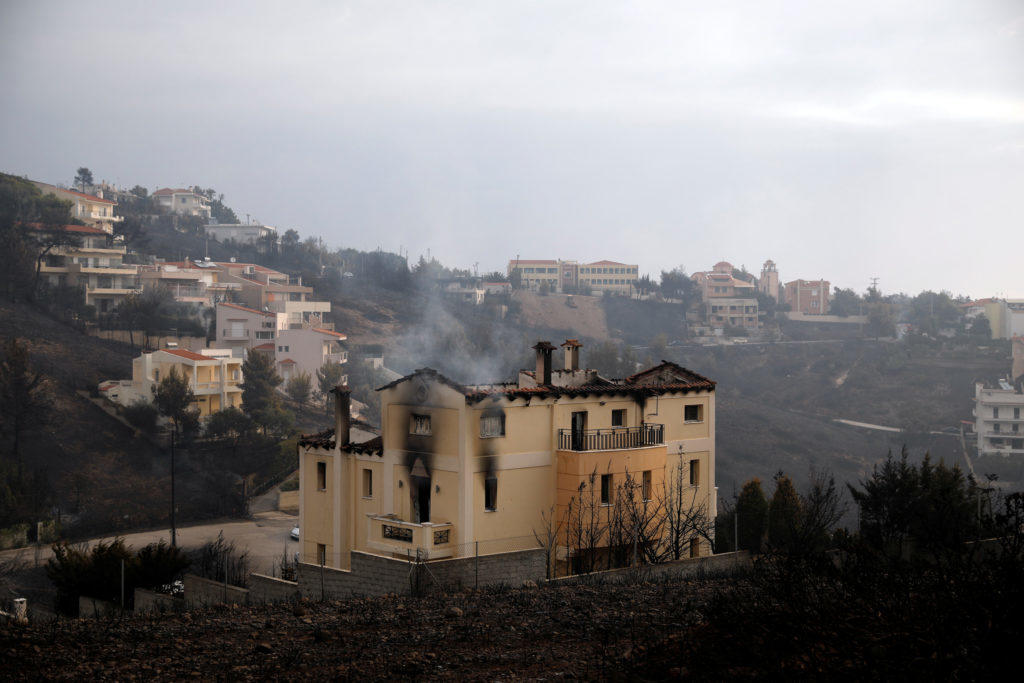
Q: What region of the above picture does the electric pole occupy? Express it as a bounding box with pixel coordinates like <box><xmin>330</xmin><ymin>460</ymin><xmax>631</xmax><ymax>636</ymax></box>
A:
<box><xmin>170</xmin><ymin>429</ymin><xmax>177</xmax><ymax>547</ymax></box>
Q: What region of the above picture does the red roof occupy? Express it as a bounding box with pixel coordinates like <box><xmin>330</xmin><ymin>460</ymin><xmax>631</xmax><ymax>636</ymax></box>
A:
<box><xmin>161</xmin><ymin>349</ymin><xmax>211</xmax><ymax>361</ymax></box>
<box><xmin>312</xmin><ymin>328</ymin><xmax>346</xmax><ymax>338</ymax></box>
<box><xmin>213</xmin><ymin>261</ymin><xmax>282</xmax><ymax>275</ymax></box>
<box><xmin>40</xmin><ymin>185</ymin><xmax>115</xmax><ymax>204</ymax></box>
<box><xmin>587</xmin><ymin>260</ymin><xmax>631</xmax><ymax>266</ymax></box>
<box><xmin>22</xmin><ymin>222</ymin><xmax>108</xmax><ymax>236</ymax></box>
<box><xmin>278</xmin><ymin>358</ymin><xmax>296</xmax><ymax>365</ymax></box>
<box><xmin>252</xmin><ymin>343</ymin><xmax>275</xmax><ymax>351</ymax></box>
<box><xmin>219</xmin><ymin>302</ymin><xmax>276</xmax><ymax>317</ymax></box>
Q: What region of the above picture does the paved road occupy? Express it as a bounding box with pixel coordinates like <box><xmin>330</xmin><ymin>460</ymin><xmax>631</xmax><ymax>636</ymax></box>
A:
<box><xmin>1</xmin><ymin>511</ymin><xmax>299</xmax><ymax>576</ymax></box>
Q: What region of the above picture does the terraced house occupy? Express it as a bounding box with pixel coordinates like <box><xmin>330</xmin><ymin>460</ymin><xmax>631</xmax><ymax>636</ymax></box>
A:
<box><xmin>298</xmin><ymin>340</ymin><xmax>716</xmax><ymax>574</ymax></box>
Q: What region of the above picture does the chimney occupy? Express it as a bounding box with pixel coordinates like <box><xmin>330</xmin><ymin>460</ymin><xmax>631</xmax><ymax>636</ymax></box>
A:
<box><xmin>335</xmin><ymin>385</ymin><xmax>351</xmax><ymax>448</ymax></box>
<box><xmin>561</xmin><ymin>339</ymin><xmax>582</xmax><ymax>371</ymax></box>
<box><xmin>533</xmin><ymin>341</ymin><xmax>555</xmax><ymax>386</ymax></box>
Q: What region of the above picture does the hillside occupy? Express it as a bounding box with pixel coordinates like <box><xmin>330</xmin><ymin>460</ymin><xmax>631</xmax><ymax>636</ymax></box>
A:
<box><xmin>512</xmin><ymin>291</ymin><xmax>611</xmax><ymax>339</ymax></box>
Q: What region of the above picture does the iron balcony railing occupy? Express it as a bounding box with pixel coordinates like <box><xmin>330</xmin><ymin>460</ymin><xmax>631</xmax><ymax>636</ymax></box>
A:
<box><xmin>558</xmin><ymin>423</ymin><xmax>664</xmax><ymax>452</ymax></box>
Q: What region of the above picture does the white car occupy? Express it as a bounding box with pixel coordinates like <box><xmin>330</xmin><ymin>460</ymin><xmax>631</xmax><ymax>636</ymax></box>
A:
<box><xmin>290</xmin><ymin>525</ymin><xmax>300</xmax><ymax>541</ymax></box>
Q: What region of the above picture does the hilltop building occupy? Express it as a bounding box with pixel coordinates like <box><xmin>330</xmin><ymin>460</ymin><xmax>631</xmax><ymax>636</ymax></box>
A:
<box><xmin>298</xmin><ymin>339</ymin><xmax>716</xmax><ymax>572</ymax></box>
<box><xmin>507</xmin><ymin>259</ymin><xmax>639</xmax><ymax>295</ymax></box>
<box><xmin>204</xmin><ymin>222</ymin><xmax>277</xmax><ymax>245</ymax></box>
<box><xmin>152</xmin><ymin>188</ymin><xmax>212</xmax><ymax>220</ymax></box>
<box><xmin>974</xmin><ymin>338</ymin><xmax>1024</xmax><ymax>457</ymax></box>
<box><xmin>137</xmin><ymin>260</ymin><xmax>241</xmax><ymax>306</ymax></box>
<box><xmin>102</xmin><ymin>348</ymin><xmax>242</xmax><ymax>418</ymax></box>
<box><xmin>208</xmin><ymin>261</ymin><xmax>330</xmax><ymax>329</ymax></box>
<box><xmin>691</xmin><ymin>261</ymin><xmax>759</xmax><ymax>331</ymax></box>
<box><xmin>784</xmin><ymin>279</ymin><xmax>830</xmax><ymax>315</ymax></box>
<box><xmin>30</xmin><ymin>181</ymin><xmax>122</xmax><ymax>234</ymax></box>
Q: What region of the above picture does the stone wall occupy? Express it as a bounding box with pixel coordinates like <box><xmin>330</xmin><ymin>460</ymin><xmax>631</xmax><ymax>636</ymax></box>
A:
<box><xmin>133</xmin><ymin>588</ymin><xmax>183</xmax><ymax>613</ymax></box>
<box><xmin>249</xmin><ymin>574</ymin><xmax>302</xmax><ymax>603</ymax></box>
<box><xmin>79</xmin><ymin>596</ymin><xmax>118</xmax><ymax>618</ymax></box>
<box><xmin>548</xmin><ymin>550</ymin><xmax>752</xmax><ymax>586</ymax></box>
<box><xmin>183</xmin><ymin>574</ymin><xmax>250</xmax><ymax>607</ymax></box>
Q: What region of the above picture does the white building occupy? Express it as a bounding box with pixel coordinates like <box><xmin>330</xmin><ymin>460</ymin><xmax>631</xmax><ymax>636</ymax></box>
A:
<box><xmin>204</xmin><ymin>223</ymin><xmax>277</xmax><ymax>245</ymax></box>
<box><xmin>152</xmin><ymin>188</ymin><xmax>212</xmax><ymax>220</ymax></box>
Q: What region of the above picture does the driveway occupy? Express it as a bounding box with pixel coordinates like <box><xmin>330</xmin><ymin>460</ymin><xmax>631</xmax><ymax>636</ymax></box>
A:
<box><xmin>1</xmin><ymin>511</ymin><xmax>299</xmax><ymax>576</ymax></box>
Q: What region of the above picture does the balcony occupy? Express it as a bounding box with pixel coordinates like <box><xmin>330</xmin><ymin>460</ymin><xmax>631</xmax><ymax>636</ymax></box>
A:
<box><xmin>366</xmin><ymin>515</ymin><xmax>455</xmax><ymax>559</ymax></box>
<box><xmin>557</xmin><ymin>423</ymin><xmax>664</xmax><ymax>452</ymax></box>
<box><xmin>221</xmin><ymin>328</ymin><xmax>250</xmax><ymax>340</ymax></box>
<box><xmin>326</xmin><ymin>352</ymin><xmax>348</xmax><ymax>364</ymax></box>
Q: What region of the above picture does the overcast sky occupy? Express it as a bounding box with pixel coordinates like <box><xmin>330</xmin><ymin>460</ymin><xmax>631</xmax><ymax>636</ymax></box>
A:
<box><xmin>2</xmin><ymin>1</ymin><xmax>1022</xmax><ymax>297</ymax></box>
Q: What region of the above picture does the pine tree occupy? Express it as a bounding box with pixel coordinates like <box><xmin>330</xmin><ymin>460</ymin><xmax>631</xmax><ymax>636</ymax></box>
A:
<box><xmin>768</xmin><ymin>472</ymin><xmax>802</xmax><ymax>550</ymax></box>
<box><xmin>735</xmin><ymin>478</ymin><xmax>769</xmax><ymax>552</ymax></box>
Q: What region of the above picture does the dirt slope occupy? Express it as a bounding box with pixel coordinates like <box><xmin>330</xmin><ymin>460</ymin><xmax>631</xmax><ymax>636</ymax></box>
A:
<box><xmin>513</xmin><ymin>291</ymin><xmax>611</xmax><ymax>339</ymax></box>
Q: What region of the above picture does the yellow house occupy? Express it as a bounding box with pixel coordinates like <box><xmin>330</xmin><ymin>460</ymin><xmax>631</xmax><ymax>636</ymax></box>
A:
<box><xmin>107</xmin><ymin>348</ymin><xmax>243</xmax><ymax>418</ymax></box>
<box><xmin>299</xmin><ymin>339</ymin><xmax>716</xmax><ymax>572</ymax></box>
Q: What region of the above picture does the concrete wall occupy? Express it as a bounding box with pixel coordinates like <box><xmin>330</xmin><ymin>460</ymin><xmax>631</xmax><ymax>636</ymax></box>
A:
<box><xmin>548</xmin><ymin>550</ymin><xmax>751</xmax><ymax>586</ymax></box>
<box><xmin>249</xmin><ymin>574</ymin><xmax>302</xmax><ymax>603</ymax></box>
<box><xmin>79</xmin><ymin>596</ymin><xmax>118</xmax><ymax>618</ymax></box>
<box><xmin>783</xmin><ymin>312</ymin><xmax>867</xmax><ymax>324</ymax></box>
<box><xmin>133</xmin><ymin>588</ymin><xmax>183</xmax><ymax>613</ymax></box>
<box><xmin>183</xmin><ymin>573</ymin><xmax>250</xmax><ymax>607</ymax></box>
<box><xmin>88</xmin><ymin>329</ymin><xmax>207</xmax><ymax>351</ymax></box>
<box><xmin>277</xmin><ymin>490</ymin><xmax>299</xmax><ymax>513</ymax></box>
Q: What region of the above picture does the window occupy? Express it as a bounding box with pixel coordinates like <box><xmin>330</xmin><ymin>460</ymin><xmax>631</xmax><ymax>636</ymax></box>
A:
<box><xmin>316</xmin><ymin>543</ymin><xmax>326</xmax><ymax>565</ymax></box>
<box><xmin>994</xmin><ymin>423</ymin><xmax>1001</xmax><ymax>433</ymax></box>
<box><xmin>154</xmin><ymin>369</ymin><xmax>160</xmax><ymax>382</ymax></box>
<box><xmin>601</xmin><ymin>474</ymin><xmax>612</xmax><ymax>505</ymax></box>
<box><xmin>689</xmin><ymin>459</ymin><xmax>699</xmax><ymax>486</ymax></box>
<box><xmin>480</xmin><ymin>413</ymin><xmax>505</xmax><ymax>438</ymax></box>
<box><xmin>316</xmin><ymin>461</ymin><xmax>327</xmax><ymax>490</ymax></box>
<box><xmin>1016</xmin><ymin>408</ymin><xmax>1021</xmax><ymax>420</ymax></box>
<box><xmin>611</xmin><ymin>409</ymin><xmax>626</xmax><ymax>427</ymax></box>
<box><xmin>994</xmin><ymin>407</ymin><xmax>1000</xmax><ymax>418</ymax></box>
<box><xmin>642</xmin><ymin>470</ymin><xmax>652</xmax><ymax>501</ymax></box>
<box><xmin>411</xmin><ymin>414</ymin><xmax>432</xmax><ymax>435</ymax></box>
<box><xmin>684</xmin><ymin>404</ymin><xmax>703</xmax><ymax>423</ymax></box>
<box><xmin>485</xmin><ymin>475</ymin><xmax>498</xmax><ymax>511</ymax></box>
<box><xmin>362</xmin><ymin>468</ymin><xmax>373</xmax><ymax>498</ymax></box>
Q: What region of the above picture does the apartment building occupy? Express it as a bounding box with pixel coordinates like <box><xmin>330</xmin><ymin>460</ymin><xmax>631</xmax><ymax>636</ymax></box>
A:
<box><xmin>31</xmin><ymin>181</ymin><xmax>123</xmax><ymax>234</ymax></box>
<box><xmin>152</xmin><ymin>188</ymin><xmax>212</xmax><ymax>220</ymax></box>
<box><xmin>271</xmin><ymin>327</ymin><xmax>348</xmax><ymax>384</ymax></box>
<box><xmin>298</xmin><ymin>339</ymin><xmax>716</xmax><ymax>572</ymax></box>
<box><xmin>507</xmin><ymin>259</ymin><xmax>639</xmax><ymax>295</ymax></box>
<box><xmin>211</xmin><ymin>261</ymin><xmax>331</xmax><ymax>329</ymax></box>
<box><xmin>692</xmin><ymin>262</ymin><xmax>759</xmax><ymax>330</ymax></box>
<box><xmin>784</xmin><ymin>279</ymin><xmax>831</xmax><ymax>315</ymax></box>
<box><xmin>31</xmin><ymin>222</ymin><xmax>140</xmax><ymax>313</ymax></box>
<box><xmin>204</xmin><ymin>222</ymin><xmax>277</xmax><ymax>245</ymax></box>
<box><xmin>759</xmin><ymin>260</ymin><xmax>781</xmax><ymax>302</ymax></box>
<box><xmin>137</xmin><ymin>261</ymin><xmax>241</xmax><ymax>306</ymax></box>
<box><xmin>215</xmin><ymin>302</ymin><xmax>286</xmax><ymax>356</ymax></box>
<box><xmin>103</xmin><ymin>348</ymin><xmax>242</xmax><ymax>418</ymax></box>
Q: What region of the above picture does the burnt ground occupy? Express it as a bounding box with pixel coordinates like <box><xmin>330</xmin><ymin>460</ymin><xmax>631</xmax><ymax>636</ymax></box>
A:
<box><xmin>0</xmin><ymin>578</ymin><xmax>721</xmax><ymax>680</ymax></box>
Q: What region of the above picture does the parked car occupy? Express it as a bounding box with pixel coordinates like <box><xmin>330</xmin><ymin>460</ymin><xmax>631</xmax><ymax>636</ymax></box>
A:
<box><xmin>290</xmin><ymin>525</ymin><xmax>300</xmax><ymax>541</ymax></box>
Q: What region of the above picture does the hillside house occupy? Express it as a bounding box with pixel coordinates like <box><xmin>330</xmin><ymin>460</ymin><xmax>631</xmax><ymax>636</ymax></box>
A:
<box><xmin>784</xmin><ymin>279</ymin><xmax>831</xmax><ymax>315</ymax></box>
<box><xmin>692</xmin><ymin>261</ymin><xmax>759</xmax><ymax>330</ymax></box>
<box><xmin>104</xmin><ymin>348</ymin><xmax>242</xmax><ymax>418</ymax></box>
<box><xmin>152</xmin><ymin>188</ymin><xmax>212</xmax><ymax>220</ymax></box>
<box><xmin>298</xmin><ymin>339</ymin><xmax>716</xmax><ymax>572</ymax></box>
<box><xmin>30</xmin><ymin>181</ymin><xmax>123</xmax><ymax>234</ymax></box>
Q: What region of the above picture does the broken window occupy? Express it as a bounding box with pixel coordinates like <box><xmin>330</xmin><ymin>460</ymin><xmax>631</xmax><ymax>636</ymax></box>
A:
<box><xmin>690</xmin><ymin>459</ymin><xmax>700</xmax><ymax>486</ymax></box>
<box><xmin>480</xmin><ymin>414</ymin><xmax>505</xmax><ymax>438</ymax></box>
<box><xmin>362</xmin><ymin>468</ymin><xmax>373</xmax><ymax>498</ymax></box>
<box><xmin>684</xmin><ymin>404</ymin><xmax>703</xmax><ymax>423</ymax></box>
<box><xmin>410</xmin><ymin>414</ymin><xmax>431</xmax><ymax>436</ymax></box>
<box><xmin>601</xmin><ymin>474</ymin><xmax>612</xmax><ymax>505</ymax></box>
<box><xmin>485</xmin><ymin>475</ymin><xmax>498</xmax><ymax>511</ymax></box>
<box><xmin>611</xmin><ymin>409</ymin><xmax>626</xmax><ymax>427</ymax></box>
<box><xmin>317</xmin><ymin>461</ymin><xmax>327</xmax><ymax>491</ymax></box>
<box><xmin>642</xmin><ymin>470</ymin><xmax>652</xmax><ymax>501</ymax></box>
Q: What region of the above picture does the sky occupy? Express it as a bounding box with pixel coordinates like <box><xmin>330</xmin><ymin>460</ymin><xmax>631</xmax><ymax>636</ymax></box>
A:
<box><xmin>2</xmin><ymin>1</ymin><xmax>1022</xmax><ymax>297</ymax></box>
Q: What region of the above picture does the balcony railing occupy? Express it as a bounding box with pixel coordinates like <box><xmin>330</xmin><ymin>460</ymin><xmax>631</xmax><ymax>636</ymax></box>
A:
<box><xmin>367</xmin><ymin>515</ymin><xmax>455</xmax><ymax>559</ymax></box>
<box><xmin>221</xmin><ymin>328</ymin><xmax>250</xmax><ymax>339</ymax></box>
<box><xmin>558</xmin><ymin>423</ymin><xmax>664</xmax><ymax>452</ymax></box>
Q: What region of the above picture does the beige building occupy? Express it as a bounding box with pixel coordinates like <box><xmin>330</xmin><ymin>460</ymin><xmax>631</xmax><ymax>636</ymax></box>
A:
<box><xmin>210</xmin><ymin>261</ymin><xmax>331</xmax><ymax>329</ymax></box>
<box><xmin>298</xmin><ymin>339</ymin><xmax>716</xmax><ymax>572</ymax></box>
<box><xmin>784</xmin><ymin>279</ymin><xmax>830</xmax><ymax>315</ymax></box>
<box><xmin>32</xmin><ymin>222</ymin><xmax>140</xmax><ymax>314</ymax></box>
<box><xmin>204</xmin><ymin>223</ymin><xmax>277</xmax><ymax>245</ymax></box>
<box><xmin>31</xmin><ymin>181</ymin><xmax>122</xmax><ymax>234</ymax></box>
<box><xmin>507</xmin><ymin>259</ymin><xmax>640</xmax><ymax>295</ymax></box>
<box><xmin>103</xmin><ymin>348</ymin><xmax>242</xmax><ymax>418</ymax></box>
<box><xmin>152</xmin><ymin>188</ymin><xmax>212</xmax><ymax>220</ymax></box>
<box><xmin>138</xmin><ymin>260</ymin><xmax>241</xmax><ymax>305</ymax></box>
<box><xmin>272</xmin><ymin>327</ymin><xmax>348</xmax><ymax>384</ymax></box>
<box><xmin>692</xmin><ymin>261</ymin><xmax>759</xmax><ymax>330</ymax></box>
<box><xmin>759</xmin><ymin>260</ymin><xmax>780</xmax><ymax>301</ymax></box>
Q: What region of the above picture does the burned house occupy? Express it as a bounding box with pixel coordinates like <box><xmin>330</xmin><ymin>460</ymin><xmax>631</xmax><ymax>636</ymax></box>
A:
<box><xmin>298</xmin><ymin>339</ymin><xmax>716</xmax><ymax>571</ymax></box>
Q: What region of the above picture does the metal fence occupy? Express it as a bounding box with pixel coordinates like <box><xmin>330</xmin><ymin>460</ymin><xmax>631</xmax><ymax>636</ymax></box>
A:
<box><xmin>557</xmin><ymin>423</ymin><xmax>664</xmax><ymax>451</ymax></box>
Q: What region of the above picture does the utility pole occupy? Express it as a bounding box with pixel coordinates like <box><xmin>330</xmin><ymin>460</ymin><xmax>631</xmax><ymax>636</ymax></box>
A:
<box><xmin>170</xmin><ymin>429</ymin><xmax>177</xmax><ymax>547</ymax></box>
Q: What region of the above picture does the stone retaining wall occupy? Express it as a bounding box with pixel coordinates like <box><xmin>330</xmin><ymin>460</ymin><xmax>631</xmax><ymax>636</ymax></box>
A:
<box><xmin>183</xmin><ymin>574</ymin><xmax>250</xmax><ymax>607</ymax></box>
<box><xmin>133</xmin><ymin>588</ymin><xmax>183</xmax><ymax>613</ymax></box>
<box><xmin>547</xmin><ymin>550</ymin><xmax>752</xmax><ymax>586</ymax></box>
<box><xmin>249</xmin><ymin>574</ymin><xmax>302</xmax><ymax>603</ymax></box>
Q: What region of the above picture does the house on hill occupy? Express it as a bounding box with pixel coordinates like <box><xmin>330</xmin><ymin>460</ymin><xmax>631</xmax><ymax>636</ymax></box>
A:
<box><xmin>298</xmin><ymin>339</ymin><xmax>716</xmax><ymax>573</ymax></box>
<box><xmin>152</xmin><ymin>188</ymin><xmax>212</xmax><ymax>220</ymax></box>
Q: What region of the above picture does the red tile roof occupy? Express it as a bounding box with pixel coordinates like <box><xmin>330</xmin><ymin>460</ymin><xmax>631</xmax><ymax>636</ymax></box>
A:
<box><xmin>161</xmin><ymin>349</ymin><xmax>211</xmax><ymax>361</ymax></box>
<box><xmin>278</xmin><ymin>358</ymin><xmax>296</xmax><ymax>365</ymax></box>
<box><xmin>219</xmin><ymin>302</ymin><xmax>276</xmax><ymax>317</ymax></box>
<box><xmin>252</xmin><ymin>343</ymin><xmax>275</xmax><ymax>351</ymax></box>
<box><xmin>22</xmin><ymin>222</ymin><xmax>108</xmax><ymax>236</ymax></box>
<box><xmin>312</xmin><ymin>328</ymin><xmax>346</xmax><ymax>338</ymax></box>
<box><xmin>57</xmin><ymin>187</ymin><xmax>115</xmax><ymax>204</ymax></box>
<box><xmin>587</xmin><ymin>260</ymin><xmax>632</xmax><ymax>266</ymax></box>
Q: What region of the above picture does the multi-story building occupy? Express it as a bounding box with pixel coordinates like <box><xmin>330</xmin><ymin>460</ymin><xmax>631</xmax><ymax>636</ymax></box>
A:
<box><xmin>691</xmin><ymin>262</ymin><xmax>759</xmax><ymax>330</ymax></box>
<box><xmin>137</xmin><ymin>261</ymin><xmax>241</xmax><ymax>306</ymax></box>
<box><xmin>784</xmin><ymin>279</ymin><xmax>830</xmax><ymax>315</ymax></box>
<box><xmin>103</xmin><ymin>348</ymin><xmax>243</xmax><ymax>418</ymax></box>
<box><xmin>214</xmin><ymin>301</ymin><xmax>347</xmax><ymax>382</ymax></box>
<box><xmin>507</xmin><ymin>259</ymin><xmax>639</xmax><ymax>295</ymax></box>
<box><xmin>973</xmin><ymin>337</ymin><xmax>1024</xmax><ymax>457</ymax></box>
<box><xmin>31</xmin><ymin>222</ymin><xmax>140</xmax><ymax>314</ymax></box>
<box><xmin>204</xmin><ymin>222</ymin><xmax>277</xmax><ymax>245</ymax></box>
<box><xmin>211</xmin><ymin>261</ymin><xmax>330</xmax><ymax>329</ymax></box>
<box><xmin>759</xmin><ymin>260</ymin><xmax>780</xmax><ymax>301</ymax></box>
<box><xmin>152</xmin><ymin>188</ymin><xmax>212</xmax><ymax>220</ymax></box>
<box><xmin>31</xmin><ymin>181</ymin><xmax>123</xmax><ymax>234</ymax></box>
<box><xmin>298</xmin><ymin>339</ymin><xmax>716</xmax><ymax>571</ymax></box>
